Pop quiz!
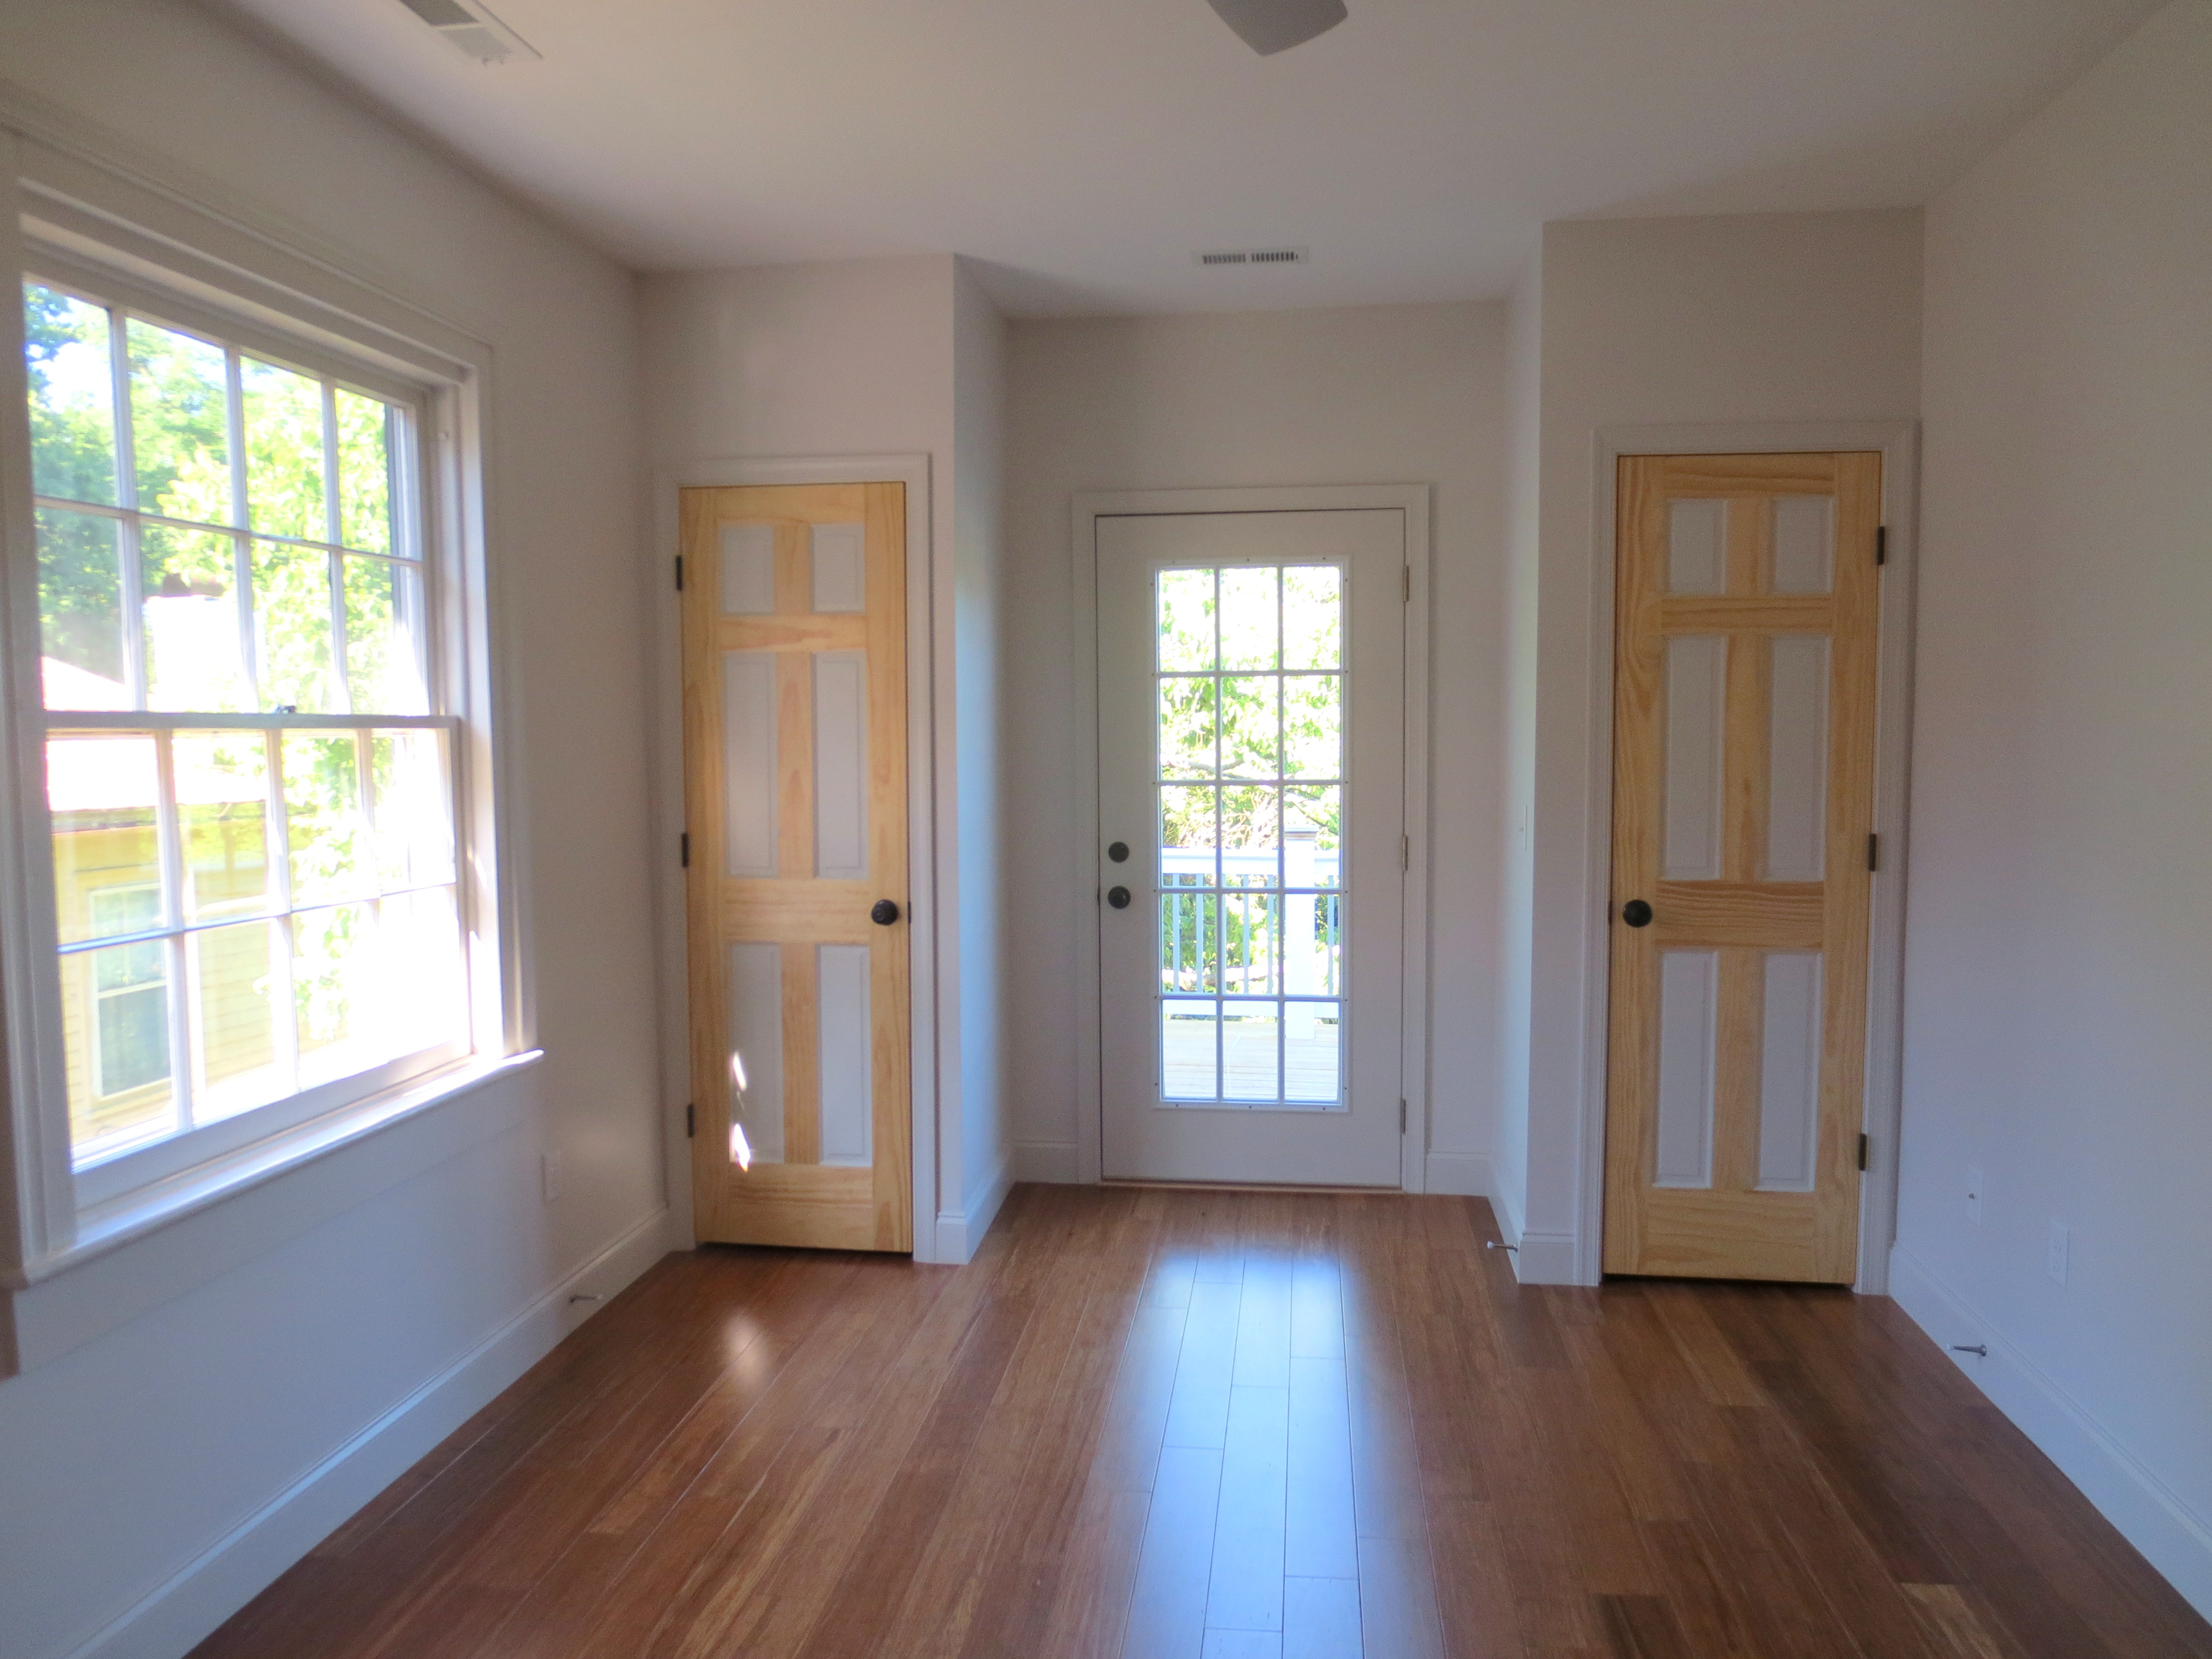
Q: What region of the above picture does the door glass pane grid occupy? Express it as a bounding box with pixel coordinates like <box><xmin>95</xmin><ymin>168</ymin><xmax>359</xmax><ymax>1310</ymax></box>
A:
<box><xmin>50</xmin><ymin>721</ymin><xmax>465</xmax><ymax>1166</ymax></box>
<box><xmin>1153</xmin><ymin>562</ymin><xmax>1344</xmax><ymax>1109</ymax></box>
<box><xmin>25</xmin><ymin>280</ymin><xmax>425</xmax><ymax>720</ymax></box>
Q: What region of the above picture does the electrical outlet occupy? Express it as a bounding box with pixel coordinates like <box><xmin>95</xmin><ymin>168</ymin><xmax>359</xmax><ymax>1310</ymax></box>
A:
<box><xmin>541</xmin><ymin>1148</ymin><xmax>565</xmax><ymax>1205</ymax></box>
<box><xmin>1965</xmin><ymin>1165</ymin><xmax>1984</xmax><ymax>1225</ymax></box>
<box><xmin>2047</xmin><ymin>1221</ymin><xmax>2070</xmax><ymax>1286</ymax></box>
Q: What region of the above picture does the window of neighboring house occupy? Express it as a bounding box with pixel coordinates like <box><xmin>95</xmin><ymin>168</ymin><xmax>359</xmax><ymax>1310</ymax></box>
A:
<box><xmin>24</xmin><ymin>274</ymin><xmax>471</xmax><ymax>1185</ymax></box>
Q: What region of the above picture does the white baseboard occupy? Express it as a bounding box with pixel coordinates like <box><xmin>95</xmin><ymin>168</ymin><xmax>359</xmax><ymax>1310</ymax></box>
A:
<box><xmin>933</xmin><ymin>1150</ymin><xmax>1014</xmax><ymax>1265</ymax></box>
<box><xmin>1423</xmin><ymin>1151</ymin><xmax>1491</xmax><ymax>1197</ymax></box>
<box><xmin>1889</xmin><ymin>1244</ymin><xmax>2212</xmax><ymax>1621</ymax></box>
<box><xmin>1013</xmin><ymin>1141</ymin><xmax>1080</xmax><ymax>1184</ymax></box>
<box><xmin>1509</xmin><ymin>1229</ymin><xmax>1580</xmax><ymax>1285</ymax></box>
<box><xmin>65</xmin><ymin>1207</ymin><xmax>673</xmax><ymax>1659</ymax></box>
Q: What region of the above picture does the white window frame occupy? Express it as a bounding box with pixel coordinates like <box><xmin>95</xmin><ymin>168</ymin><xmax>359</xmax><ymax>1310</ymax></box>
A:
<box><xmin>0</xmin><ymin>135</ymin><xmax>530</xmax><ymax>1287</ymax></box>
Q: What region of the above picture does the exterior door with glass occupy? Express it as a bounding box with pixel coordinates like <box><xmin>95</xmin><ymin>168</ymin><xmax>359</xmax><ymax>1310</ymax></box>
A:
<box><xmin>1096</xmin><ymin>509</ymin><xmax>1406</xmax><ymax>1187</ymax></box>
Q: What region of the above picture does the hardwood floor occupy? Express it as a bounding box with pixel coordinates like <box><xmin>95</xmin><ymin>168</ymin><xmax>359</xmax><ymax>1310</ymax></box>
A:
<box><xmin>191</xmin><ymin>1185</ymin><xmax>2212</xmax><ymax>1659</ymax></box>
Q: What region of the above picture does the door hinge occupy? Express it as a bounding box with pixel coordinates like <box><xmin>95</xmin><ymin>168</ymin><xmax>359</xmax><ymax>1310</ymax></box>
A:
<box><xmin>681</xmin><ymin>831</ymin><xmax>691</xmax><ymax>868</ymax></box>
<box><xmin>686</xmin><ymin>1103</ymin><xmax>696</xmax><ymax>1139</ymax></box>
<box><xmin>1857</xmin><ymin>1131</ymin><xmax>1869</xmax><ymax>1171</ymax></box>
<box><xmin>1403</xmin><ymin>565</ymin><xmax>1411</xmax><ymax>604</ymax></box>
<box><xmin>1875</xmin><ymin>526</ymin><xmax>1887</xmax><ymax>567</ymax></box>
<box><xmin>1399</xmin><ymin>1099</ymin><xmax>1407</xmax><ymax>1135</ymax></box>
<box><xmin>675</xmin><ymin>553</ymin><xmax>685</xmax><ymax>591</ymax></box>
<box><xmin>1401</xmin><ymin>834</ymin><xmax>1410</xmax><ymax>873</ymax></box>
<box><xmin>1867</xmin><ymin>832</ymin><xmax>1878</xmax><ymax>873</ymax></box>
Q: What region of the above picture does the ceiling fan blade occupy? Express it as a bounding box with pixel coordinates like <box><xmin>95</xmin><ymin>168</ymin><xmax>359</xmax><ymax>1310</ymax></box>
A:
<box><xmin>1205</xmin><ymin>0</ymin><xmax>1348</xmax><ymax>56</ymax></box>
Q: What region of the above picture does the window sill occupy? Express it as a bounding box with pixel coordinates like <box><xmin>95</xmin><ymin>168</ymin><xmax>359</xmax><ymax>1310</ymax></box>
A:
<box><xmin>9</xmin><ymin>1048</ymin><xmax>544</xmax><ymax>1289</ymax></box>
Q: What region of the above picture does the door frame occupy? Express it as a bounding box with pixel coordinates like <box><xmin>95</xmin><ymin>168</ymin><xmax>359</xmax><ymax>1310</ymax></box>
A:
<box><xmin>650</xmin><ymin>455</ymin><xmax>952</xmax><ymax>1261</ymax></box>
<box><xmin>1070</xmin><ymin>484</ymin><xmax>1434</xmax><ymax>1192</ymax></box>
<box><xmin>1582</xmin><ymin>422</ymin><xmax>1918</xmax><ymax>1292</ymax></box>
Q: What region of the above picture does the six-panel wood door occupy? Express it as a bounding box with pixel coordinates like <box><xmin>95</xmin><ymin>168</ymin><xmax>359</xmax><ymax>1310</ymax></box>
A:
<box><xmin>681</xmin><ymin>482</ymin><xmax>911</xmax><ymax>1252</ymax></box>
<box><xmin>1603</xmin><ymin>453</ymin><xmax>1880</xmax><ymax>1283</ymax></box>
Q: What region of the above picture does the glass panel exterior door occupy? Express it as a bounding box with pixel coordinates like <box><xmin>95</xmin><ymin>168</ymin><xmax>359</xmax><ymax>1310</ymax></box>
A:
<box><xmin>1098</xmin><ymin>510</ymin><xmax>1405</xmax><ymax>1187</ymax></box>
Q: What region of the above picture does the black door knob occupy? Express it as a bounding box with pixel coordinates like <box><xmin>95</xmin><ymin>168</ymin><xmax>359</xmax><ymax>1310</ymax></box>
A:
<box><xmin>870</xmin><ymin>899</ymin><xmax>900</xmax><ymax>926</ymax></box>
<box><xmin>1106</xmin><ymin>886</ymin><xmax>1132</xmax><ymax>909</ymax></box>
<box><xmin>1621</xmin><ymin>899</ymin><xmax>1653</xmax><ymax>928</ymax></box>
<box><xmin>1107</xmin><ymin>841</ymin><xmax>1130</xmax><ymax>863</ymax></box>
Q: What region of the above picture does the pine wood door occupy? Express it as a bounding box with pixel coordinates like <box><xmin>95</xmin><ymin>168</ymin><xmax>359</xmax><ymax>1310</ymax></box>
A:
<box><xmin>681</xmin><ymin>482</ymin><xmax>911</xmax><ymax>1252</ymax></box>
<box><xmin>1603</xmin><ymin>453</ymin><xmax>1880</xmax><ymax>1283</ymax></box>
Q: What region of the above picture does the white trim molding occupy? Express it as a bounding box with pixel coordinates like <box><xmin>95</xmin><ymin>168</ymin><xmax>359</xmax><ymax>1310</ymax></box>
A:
<box><xmin>1549</xmin><ymin>420</ymin><xmax>1918</xmax><ymax>1289</ymax></box>
<box><xmin>1889</xmin><ymin>1245</ymin><xmax>2212</xmax><ymax>1620</ymax></box>
<box><xmin>646</xmin><ymin>455</ymin><xmax>954</xmax><ymax>1262</ymax></box>
<box><xmin>936</xmin><ymin>1147</ymin><xmax>1013</xmax><ymax>1265</ymax></box>
<box><xmin>1070</xmin><ymin>483</ymin><xmax>1434</xmax><ymax>1194</ymax></box>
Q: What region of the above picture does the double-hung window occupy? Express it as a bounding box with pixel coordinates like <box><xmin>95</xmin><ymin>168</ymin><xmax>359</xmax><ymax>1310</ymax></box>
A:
<box><xmin>23</xmin><ymin>267</ymin><xmax>474</xmax><ymax>1202</ymax></box>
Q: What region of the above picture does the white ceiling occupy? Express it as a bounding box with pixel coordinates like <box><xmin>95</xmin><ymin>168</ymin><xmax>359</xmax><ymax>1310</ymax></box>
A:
<box><xmin>213</xmin><ymin>0</ymin><xmax>2157</xmax><ymax>314</ymax></box>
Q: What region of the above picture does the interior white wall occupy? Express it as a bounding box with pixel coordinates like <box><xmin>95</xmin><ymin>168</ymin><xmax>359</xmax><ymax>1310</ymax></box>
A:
<box><xmin>1001</xmin><ymin>302</ymin><xmax>1504</xmax><ymax>1189</ymax></box>
<box><xmin>637</xmin><ymin>252</ymin><xmax>1011</xmax><ymax>1256</ymax></box>
<box><xmin>1492</xmin><ymin>251</ymin><xmax>1542</xmax><ymax>1247</ymax></box>
<box><xmin>1507</xmin><ymin>207</ymin><xmax>1923</xmax><ymax>1282</ymax></box>
<box><xmin>1891</xmin><ymin>0</ymin><xmax>2212</xmax><ymax>1615</ymax></box>
<box><xmin>950</xmin><ymin>262</ymin><xmax>1011</xmax><ymax>1238</ymax></box>
<box><xmin>0</xmin><ymin>3</ymin><xmax>662</xmax><ymax>1657</ymax></box>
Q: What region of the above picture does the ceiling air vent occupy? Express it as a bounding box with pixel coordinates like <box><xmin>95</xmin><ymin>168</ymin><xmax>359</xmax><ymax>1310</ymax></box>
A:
<box><xmin>1194</xmin><ymin>247</ymin><xmax>1310</xmax><ymax>268</ymax></box>
<box><xmin>395</xmin><ymin>0</ymin><xmax>540</xmax><ymax>64</ymax></box>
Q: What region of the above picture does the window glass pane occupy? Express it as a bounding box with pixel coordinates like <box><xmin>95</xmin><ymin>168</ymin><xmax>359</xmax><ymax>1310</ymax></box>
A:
<box><xmin>24</xmin><ymin>283</ymin><xmax>117</xmax><ymax>506</ymax></box>
<box><xmin>1159</xmin><ymin>677</ymin><xmax>1216</xmax><ymax>778</ymax></box>
<box><xmin>1156</xmin><ymin>568</ymin><xmax>1214</xmax><ymax>672</ymax></box>
<box><xmin>1160</xmin><ymin>891</ymin><xmax>1217</xmax><ymax>995</ymax></box>
<box><xmin>1283</xmin><ymin>565</ymin><xmax>1341</xmax><ymax>671</ymax></box>
<box><xmin>1285</xmin><ymin>674</ymin><xmax>1341</xmax><ymax>779</ymax></box>
<box><xmin>65</xmin><ymin>936</ymin><xmax>177</xmax><ymax>1151</ymax></box>
<box><xmin>283</xmin><ymin>732</ymin><xmax>369</xmax><ymax>903</ymax></box>
<box><xmin>36</xmin><ymin>507</ymin><xmax>127</xmax><ymax>706</ymax></box>
<box><xmin>1284</xmin><ymin>785</ymin><xmax>1340</xmax><ymax>888</ymax></box>
<box><xmin>1219</xmin><ymin>785</ymin><xmax>1281</xmax><ymax>888</ymax></box>
<box><xmin>372</xmin><ymin>729</ymin><xmax>454</xmax><ymax>890</ymax></box>
<box><xmin>241</xmin><ymin>358</ymin><xmax>328</xmax><ymax>542</ymax></box>
<box><xmin>142</xmin><ymin>525</ymin><xmax>251</xmax><ymax>712</ymax></box>
<box><xmin>1219</xmin><ymin>676</ymin><xmax>1280</xmax><ymax>780</ymax></box>
<box><xmin>1221</xmin><ymin>1002</ymin><xmax>1282</xmax><ymax>1102</ymax></box>
<box><xmin>335</xmin><ymin>389</ymin><xmax>395</xmax><ymax>555</ymax></box>
<box><xmin>1159</xmin><ymin>783</ymin><xmax>1218</xmax><ymax>889</ymax></box>
<box><xmin>292</xmin><ymin>901</ymin><xmax>373</xmax><ymax>1087</ymax></box>
<box><xmin>1162</xmin><ymin>1002</ymin><xmax>1219</xmax><ymax>1101</ymax></box>
<box><xmin>253</xmin><ymin>540</ymin><xmax>337</xmax><ymax>711</ymax></box>
<box><xmin>1219</xmin><ymin>566</ymin><xmax>1278</xmax><ymax>671</ymax></box>
<box><xmin>48</xmin><ymin>734</ymin><xmax>163</xmax><ymax>945</ymax></box>
<box><xmin>376</xmin><ymin>887</ymin><xmax>468</xmax><ymax>1053</ymax></box>
<box><xmin>1284</xmin><ymin>1003</ymin><xmax>1340</xmax><ymax>1103</ymax></box>
<box><xmin>189</xmin><ymin>920</ymin><xmax>286</xmax><ymax>1125</ymax></box>
<box><xmin>175</xmin><ymin>731</ymin><xmax>271</xmax><ymax>921</ymax></box>
<box><xmin>1221</xmin><ymin>891</ymin><xmax>1279</xmax><ymax>996</ymax></box>
<box><xmin>344</xmin><ymin>557</ymin><xmax>429</xmax><ymax>714</ymax></box>
<box><xmin>127</xmin><ymin>317</ymin><xmax>230</xmax><ymax>526</ymax></box>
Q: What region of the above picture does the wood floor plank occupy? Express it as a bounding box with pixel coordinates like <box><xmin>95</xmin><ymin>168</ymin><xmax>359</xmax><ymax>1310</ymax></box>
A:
<box><xmin>185</xmin><ymin>1188</ymin><xmax>2212</xmax><ymax>1659</ymax></box>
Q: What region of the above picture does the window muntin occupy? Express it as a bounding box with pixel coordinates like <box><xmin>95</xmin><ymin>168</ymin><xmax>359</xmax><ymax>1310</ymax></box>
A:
<box><xmin>24</xmin><ymin>276</ymin><xmax>468</xmax><ymax>1174</ymax></box>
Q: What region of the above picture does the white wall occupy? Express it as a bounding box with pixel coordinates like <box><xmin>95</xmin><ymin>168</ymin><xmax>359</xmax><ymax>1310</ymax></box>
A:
<box><xmin>0</xmin><ymin>3</ymin><xmax>662</xmax><ymax>1657</ymax></box>
<box><xmin>1502</xmin><ymin>207</ymin><xmax>1923</xmax><ymax>1281</ymax></box>
<box><xmin>951</xmin><ymin>264</ymin><xmax>1011</xmax><ymax>1233</ymax></box>
<box><xmin>637</xmin><ymin>252</ymin><xmax>1011</xmax><ymax>1258</ymax></box>
<box><xmin>1892</xmin><ymin>0</ymin><xmax>2212</xmax><ymax>1615</ymax></box>
<box><xmin>1001</xmin><ymin>302</ymin><xmax>1504</xmax><ymax>1188</ymax></box>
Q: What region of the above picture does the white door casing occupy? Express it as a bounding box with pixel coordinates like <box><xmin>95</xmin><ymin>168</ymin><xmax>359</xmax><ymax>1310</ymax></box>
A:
<box><xmin>1096</xmin><ymin>508</ymin><xmax>1407</xmax><ymax>1187</ymax></box>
